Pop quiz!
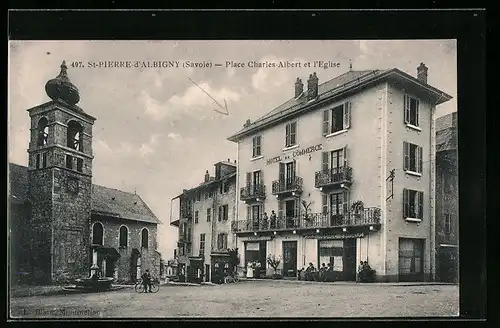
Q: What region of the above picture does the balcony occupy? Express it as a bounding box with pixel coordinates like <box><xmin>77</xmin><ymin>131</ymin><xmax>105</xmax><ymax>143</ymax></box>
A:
<box><xmin>315</xmin><ymin>166</ymin><xmax>353</xmax><ymax>190</ymax></box>
<box><xmin>170</xmin><ymin>217</ymin><xmax>180</xmax><ymax>227</ymax></box>
<box><xmin>240</xmin><ymin>184</ymin><xmax>266</xmax><ymax>203</ymax></box>
<box><xmin>232</xmin><ymin>207</ymin><xmax>381</xmax><ymax>234</ymax></box>
<box><xmin>271</xmin><ymin>177</ymin><xmax>303</xmax><ymax>197</ymax></box>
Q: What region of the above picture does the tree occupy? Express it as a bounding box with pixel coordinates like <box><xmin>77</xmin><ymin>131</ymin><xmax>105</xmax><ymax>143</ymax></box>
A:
<box><xmin>266</xmin><ymin>254</ymin><xmax>282</xmax><ymax>276</ymax></box>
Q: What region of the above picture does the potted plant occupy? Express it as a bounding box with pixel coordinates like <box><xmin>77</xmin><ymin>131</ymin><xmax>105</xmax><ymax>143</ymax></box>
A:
<box><xmin>351</xmin><ymin>200</ymin><xmax>365</xmax><ymax>221</ymax></box>
<box><xmin>266</xmin><ymin>254</ymin><xmax>282</xmax><ymax>279</ymax></box>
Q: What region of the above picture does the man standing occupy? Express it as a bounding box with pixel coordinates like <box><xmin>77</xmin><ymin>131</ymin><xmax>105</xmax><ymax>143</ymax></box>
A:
<box><xmin>141</xmin><ymin>269</ymin><xmax>152</xmax><ymax>292</ymax></box>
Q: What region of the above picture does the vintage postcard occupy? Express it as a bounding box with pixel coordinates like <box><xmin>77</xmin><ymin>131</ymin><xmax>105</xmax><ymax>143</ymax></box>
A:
<box><xmin>8</xmin><ymin>40</ymin><xmax>458</xmax><ymax>318</ymax></box>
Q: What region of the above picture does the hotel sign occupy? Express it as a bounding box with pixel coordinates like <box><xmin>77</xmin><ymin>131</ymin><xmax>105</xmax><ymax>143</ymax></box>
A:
<box><xmin>266</xmin><ymin>144</ymin><xmax>323</xmax><ymax>165</ymax></box>
<box><xmin>304</xmin><ymin>233</ymin><xmax>365</xmax><ymax>240</ymax></box>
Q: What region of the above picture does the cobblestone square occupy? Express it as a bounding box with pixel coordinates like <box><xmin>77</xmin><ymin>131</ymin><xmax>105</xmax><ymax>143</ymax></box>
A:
<box><xmin>10</xmin><ymin>281</ymin><xmax>459</xmax><ymax>318</ymax></box>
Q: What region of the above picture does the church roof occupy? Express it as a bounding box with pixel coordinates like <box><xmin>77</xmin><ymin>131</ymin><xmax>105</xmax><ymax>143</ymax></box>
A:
<box><xmin>8</xmin><ymin>163</ymin><xmax>161</xmax><ymax>225</ymax></box>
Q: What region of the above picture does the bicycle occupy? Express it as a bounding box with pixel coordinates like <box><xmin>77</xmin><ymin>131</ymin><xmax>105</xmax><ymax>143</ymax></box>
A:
<box><xmin>134</xmin><ymin>278</ymin><xmax>160</xmax><ymax>293</ymax></box>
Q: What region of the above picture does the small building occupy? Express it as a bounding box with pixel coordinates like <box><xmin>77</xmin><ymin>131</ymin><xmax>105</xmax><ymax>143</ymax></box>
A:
<box><xmin>228</xmin><ymin>64</ymin><xmax>452</xmax><ymax>282</ymax></box>
<box><xmin>435</xmin><ymin>112</ymin><xmax>458</xmax><ymax>283</ymax></box>
<box><xmin>170</xmin><ymin>160</ymin><xmax>237</xmax><ymax>283</ymax></box>
<box><xmin>9</xmin><ymin>61</ymin><xmax>162</xmax><ymax>285</ymax></box>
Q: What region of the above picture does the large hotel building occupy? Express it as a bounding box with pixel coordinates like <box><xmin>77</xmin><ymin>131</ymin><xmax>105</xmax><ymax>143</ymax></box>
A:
<box><xmin>227</xmin><ymin>64</ymin><xmax>452</xmax><ymax>282</ymax></box>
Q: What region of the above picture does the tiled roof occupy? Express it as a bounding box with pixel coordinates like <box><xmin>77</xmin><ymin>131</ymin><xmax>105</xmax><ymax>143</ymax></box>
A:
<box><xmin>228</xmin><ymin>68</ymin><xmax>452</xmax><ymax>141</ymax></box>
<box><xmin>7</xmin><ymin>163</ymin><xmax>161</xmax><ymax>224</ymax></box>
<box><xmin>91</xmin><ymin>184</ymin><xmax>161</xmax><ymax>224</ymax></box>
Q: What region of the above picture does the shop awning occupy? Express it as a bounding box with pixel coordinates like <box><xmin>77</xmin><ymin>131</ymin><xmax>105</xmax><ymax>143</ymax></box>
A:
<box><xmin>188</xmin><ymin>256</ymin><xmax>203</xmax><ymax>261</ymax></box>
<box><xmin>95</xmin><ymin>246</ymin><xmax>121</xmax><ymax>259</ymax></box>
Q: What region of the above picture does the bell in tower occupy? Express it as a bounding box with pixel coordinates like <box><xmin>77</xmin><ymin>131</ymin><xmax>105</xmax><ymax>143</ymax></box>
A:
<box><xmin>26</xmin><ymin>61</ymin><xmax>97</xmax><ymax>284</ymax></box>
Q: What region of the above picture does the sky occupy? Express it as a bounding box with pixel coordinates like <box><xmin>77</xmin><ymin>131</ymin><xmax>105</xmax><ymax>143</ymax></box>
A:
<box><xmin>8</xmin><ymin>40</ymin><xmax>457</xmax><ymax>260</ymax></box>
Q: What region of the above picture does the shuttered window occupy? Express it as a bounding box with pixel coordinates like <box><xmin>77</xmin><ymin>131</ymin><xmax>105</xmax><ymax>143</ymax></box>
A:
<box><xmin>252</xmin><ymin>135</ymin><xmax>262</xmax><ymax>157</ymax></box>
<box><xmin>285</xmin><ymin>122</ymin><xmax>297</xmax><ymax>147</ymax></box>
<box><xmin>403</xmin><ymin>189</ymin><xmax>424</xmax><ymax>220</ymax></box>
<box><xmin>404</xmin><ymin>94</ymin><xmax>420</xmax><ymax>127</ymax></box>
<box><xmin>403</xmin><ymin>142</ymin><xmax>423</xmax><ymax>173</ymax></box>
<box><xmin>322</xmin><ymin>101</ymin><xmax>351</xmax><ymax>135</ymax></box>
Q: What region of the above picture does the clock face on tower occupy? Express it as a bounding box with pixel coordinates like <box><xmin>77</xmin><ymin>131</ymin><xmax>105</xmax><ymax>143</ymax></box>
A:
<box><xmin>67</xmin><ymin>177</ymin><xmax>79</xmax><ymax>194</ymax></box>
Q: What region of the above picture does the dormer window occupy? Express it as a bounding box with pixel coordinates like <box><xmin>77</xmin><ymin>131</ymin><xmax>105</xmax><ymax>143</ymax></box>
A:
<box><xmin>37</xmin><ymin>117</ymin><xmax>49</xmax><ymax>146</ymax></box>
<box><xmin>67</xmin><ymin>121</ymin><xmax>83</xmax><ymax>151</ymax></box>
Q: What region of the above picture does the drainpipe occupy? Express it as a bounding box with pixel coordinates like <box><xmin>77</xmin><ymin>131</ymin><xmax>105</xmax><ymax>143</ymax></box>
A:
<box><xmin>235</xmin><ymin>141</ymin><xmax>240</xmax><ymax>266</ymax></box>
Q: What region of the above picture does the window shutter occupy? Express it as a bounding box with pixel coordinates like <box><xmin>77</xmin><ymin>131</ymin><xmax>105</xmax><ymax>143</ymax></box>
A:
<box><xmin>218</xmin><ymin>206</ymin><xmax>222</xmax><ymax>221</ymax></box>
<box><xmin>403</xmin><ymin>188</ymin><xmax>408</xmax><ymax>219</ymax></box>
<box><xmin>343</xmin><ymin>146</ymin><xmax>348</xmax><ymax>168</ymax></box>
<box><xmin>279</xmin><ymin>162</ymin><xmax>285</xmax><ymax>183</ymax></box>
<box><xmin>323</xmin><ymin>110</ymin><xmax>330</xmax><ymax>135</ymax></box>
<box><xmin>344</xmin><ymin>101</ymin><xmax>351</xmax><ymax>129</ymax></box>
<box><xmin>418</xmin><ymin>191</ymin><xmax>424</xmax><ymax>220</ymax></box>
<box><xmin>260</xmin><ymin>170</ymin><xmax>264</xmax><ymax>189</ymax></box>
<box><xmin>322</xmin><ymin>194</ymin><xmax>328</xmax><ymax>214</ymax></box>
<box><xmin>290</xmin><ymin>122</ymin><xmax>297</xmax><ymax>145</ymax></box>
<box><xmin>342</xmin><ymin>191</ymin><xmax>349</xmax><ymax>218</ymax></box>
<box><xmin>247</xmin><ymin>206</ymin><xmax>251</xmax><ymax>221</ymax></box>
<box><xmin>418</xmin><ymin>146</ymin><xmax>423</xmax><ymax>173</ymax></box>
<box><xmin>246</xmin><ymin>172</ymin><xmax>251</xmax><ymax>187</ymax></box>
<box><xmin>322</xmin><ymin>152</ymin><xmax>329</xmax><ymax>172</ymax></box>
<box><xmin>292</xmin><ymin>159</ymin><xmax>297</xmax><ymax>180</ymax></box>
<box><xmin>294</xmin><ymin>199</ymin><xmax>300</xmax><ymax>218</ymax></box>
<box><xmin>415</xmin><ymin>99</ymin><xmax>420</xmax><ymax>126</ymax></box>
<box><xmin>404</xmin><ymin>95</ymin><xmax>410</xmax><ymax>124</ymax></box>
<box><xmin>278</xmin><ymin>200</ymin><xmax>284</xmax><ymax>218</ymax></box>
<box><xmin>403</xmin><ymin>142</ymin><xmax>409</xmax><ymax>171</ymax></box>
<box><xmin>285</xmin><ymin>123</ymin><xmax>290</xmax><ymax>147</ymax></box>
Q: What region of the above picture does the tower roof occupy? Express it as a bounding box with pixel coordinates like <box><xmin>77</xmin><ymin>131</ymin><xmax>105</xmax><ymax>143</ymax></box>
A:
<box><xmin>45</xmin><ymin>61</ymin><xmax>81</xmax><ymax>106</ymax></box>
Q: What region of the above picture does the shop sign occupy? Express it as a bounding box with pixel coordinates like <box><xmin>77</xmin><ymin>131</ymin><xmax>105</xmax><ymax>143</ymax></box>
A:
<box><xmin>266</xmin><ymin>144</ymin><xmax>323</xmax><ymax>165</ymax></box>
<box><xmin>304</xmin><ymin>233</ymin><xmax>364</xmax><ymax>240</ymax></box>
<box><xmin>240</xmin><ymin>236</ymin><xmax>273</xmax><ymax>241</ymax></box>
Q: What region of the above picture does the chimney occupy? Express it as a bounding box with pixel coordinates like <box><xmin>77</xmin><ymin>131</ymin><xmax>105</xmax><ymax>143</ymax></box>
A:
<box><xmin>294</xmin><ymin>78</ymin><xmax>303</xmax><ymax>98</ymax></box>
<box><xmin>307</xmin><ymin>72</ymin><xmax>319</xmax><ymax>101</ymax></box>
<box><xmin>243</xmin><ymin>119</ymin><xmax>251</xmax><ymax>128</ymax></box>
<box><xmin>204</xmin><ymin>170</ymin><xmax>210</xmax><ymax>182</ymax></box>
<box><xmin>417</xmin><ymin>63</ymin><xmax>428</xmax><ymax>84</ymax></box>
<box><xmin>227</xmin><ymin>158</ymin><xmax>230</xmax><ymax>163</ymax></box>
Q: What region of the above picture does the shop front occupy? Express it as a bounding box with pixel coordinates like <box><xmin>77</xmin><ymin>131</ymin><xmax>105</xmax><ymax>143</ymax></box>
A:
<box><xmin>211</xmin><ymin>253</ymin><xmax>231</xmax><ymax>284</ymax></box>
<box><xmin>244</xmin><ymin>240</ymin><xmax>267</xmax><ymax>278</ymax></box>
<box><xmin>316</xmin><ymin>238</ymin><xmax>357</xmax><ymax>281</ymax></box>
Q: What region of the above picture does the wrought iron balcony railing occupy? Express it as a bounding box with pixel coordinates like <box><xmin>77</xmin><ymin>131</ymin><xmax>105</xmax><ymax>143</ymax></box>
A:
<box><xmin>232</xmin><ymin>207</ymin><xmax>381</xmax><ymax>233</ymax></box>
<box><xmin>240</xmin><ymin>184</ymin><xmax>266</xmax><ymax>201</ymax></box>
<box><xmin>315</xmin><ymin>166</ymin><xmax>353</xmax><ymax>189</ymax></box>
<box><xmin>271</xmin><ymin>177</ymin><xmax>303</xmax><ymax>195</ymax></box>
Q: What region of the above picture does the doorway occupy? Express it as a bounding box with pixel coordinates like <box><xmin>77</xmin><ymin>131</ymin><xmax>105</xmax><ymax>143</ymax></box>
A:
<box><xmin>398</xmin><ymin>238</ymin><xmax>425</xmax><ymax>282</ymax></box>
<box><xmin>343</xmin><ymin>238</ymin><xmax>357</xmax><ymax>281</ymax></box>
<box><xmin>282</xmin><ymin>241</ymin><xmax>297</xmax><ymax>277</ymax></box>
<box><xmin>205</xmin><ymin>264</ymin><xmax>210</xmax><ymax>282</ymax></box>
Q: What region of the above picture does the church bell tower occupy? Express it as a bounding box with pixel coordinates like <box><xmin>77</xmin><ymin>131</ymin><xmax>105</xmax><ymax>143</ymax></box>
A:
<box><xmin>27</xmin><ymin>61</ymin><xmax>96</xmax><ymax>283</ymax></box>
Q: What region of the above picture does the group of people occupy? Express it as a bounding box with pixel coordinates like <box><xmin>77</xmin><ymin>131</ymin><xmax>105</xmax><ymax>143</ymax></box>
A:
<box><xmin>297</xmin><ymin>262</ymin><xmax>335</xmax><ymax>282</ymax></box>
<box><xmin>358</xmin><ymin>261</ymin><xmax>376</xmax><ymax>282</ymax></box>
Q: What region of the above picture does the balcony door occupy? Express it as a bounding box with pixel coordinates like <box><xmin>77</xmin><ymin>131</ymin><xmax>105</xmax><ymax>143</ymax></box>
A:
<box><xmin>329</xmin><ymin>192</ymin><xmax>348</xmax><ymax>225</ymax></box>
<box><xmin>252</xmin><ymin>205</ymin><xmax>261</xmax><ymax>230</ymax></box>
<box><xmin>280</xmin><ymin>161</ymin><xmax>296</xmax><ymax>189</ymax></box>
<box><xmin>253</xmin><ymin>170</ymin><xmax>262</xmax><ymax>192</ymax></box>
<box><xmin>322</xmin><ymin>147</ymin><xmax>347</xmax><ymax>182</ymax></box>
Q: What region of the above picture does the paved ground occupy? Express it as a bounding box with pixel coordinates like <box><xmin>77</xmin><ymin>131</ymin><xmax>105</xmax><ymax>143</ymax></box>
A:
<box><xmin>9</xmin><ymin>280</ymin><xmax>459</xmax><ymax>318</ymax></box>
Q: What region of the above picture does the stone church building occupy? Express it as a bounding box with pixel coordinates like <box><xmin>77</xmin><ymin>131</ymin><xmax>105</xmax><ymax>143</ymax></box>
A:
<box><xmin>9</xmin><ymin>61</ymin><xmax>162</xmax><ymax>285</ymax></box>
